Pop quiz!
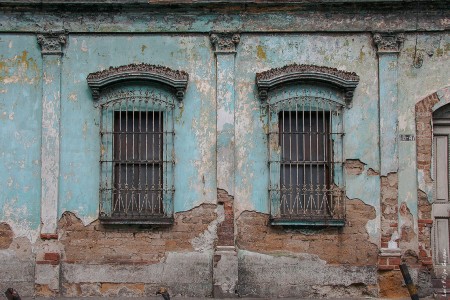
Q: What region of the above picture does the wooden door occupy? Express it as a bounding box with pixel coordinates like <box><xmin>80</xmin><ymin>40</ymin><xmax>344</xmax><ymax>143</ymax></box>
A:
<box><xmin>433</xmin><ymin>125</ymin><xmax>450</xmax><ymax>266</ymax></box>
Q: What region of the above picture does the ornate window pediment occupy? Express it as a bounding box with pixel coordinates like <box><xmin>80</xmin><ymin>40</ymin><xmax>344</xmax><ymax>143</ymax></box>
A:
<box><xmin>87</xmin><ymin>63</ymin><xmax>189</xmax><ymax>102</ymax></box>
<box><xmin>256</xmin><ymin>64</ymin><xmax>359</xmax><ymax>106</ymax></box>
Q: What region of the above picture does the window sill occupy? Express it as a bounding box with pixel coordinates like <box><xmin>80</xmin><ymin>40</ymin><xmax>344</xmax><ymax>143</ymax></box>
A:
<box><xmin>270</xmin><ymin>217</ymin><xmax>345</xmax><ymax>227</ymax></box>
<box><xmin>99</xmin><ymin>215</ymin><xmax>174</xmax><ymax>226</ymax></box>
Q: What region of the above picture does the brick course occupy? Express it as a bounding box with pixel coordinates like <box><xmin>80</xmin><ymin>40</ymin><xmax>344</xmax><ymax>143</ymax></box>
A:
<box><xmin>380</xmin><ymin>173</ymin><xmax>398</xmax><ymax>249</ymax></box>
<box><xmin>236</xmin><ymin>199</ymin><xmax>378</xmax><ymax>265</ymax></box>
<box><xmin>217</xmin><ymin>189</ymin><xmax>235</xmax><ymax>247</ymax></box>
<box><xmin>57</xmin><ymin>203</ymin><xmax>217</xmax><ymax>265</ymax></box>
<box><xmin>415</xmin><ymin>92</ymin><xmax>440</xmax><ymax>267</ymax></box>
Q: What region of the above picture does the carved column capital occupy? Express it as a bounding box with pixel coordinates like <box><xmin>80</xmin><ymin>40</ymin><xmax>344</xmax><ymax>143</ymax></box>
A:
<box><xmin>372</xmin><ymin>32</ymin><xmax>405</xmax><ymax>54</ymax></box>
<box><xmin>210</xmin><ymin>33</ymin><xmax>240</xmax><ymax>54</ymax></box>
<box><xmin>37</xmin><ymin>32</ymin><xmax>67</xmax><ymax>55</ymax></box>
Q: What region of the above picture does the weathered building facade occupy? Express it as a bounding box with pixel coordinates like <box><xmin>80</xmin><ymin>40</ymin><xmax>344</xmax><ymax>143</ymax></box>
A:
<box><xmin>0</xmin><ymin>0</ymin><xmax>449</xmax><ymax>298</ymax></box>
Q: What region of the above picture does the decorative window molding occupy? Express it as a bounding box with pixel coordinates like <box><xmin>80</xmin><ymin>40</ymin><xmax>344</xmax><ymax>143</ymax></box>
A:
<box><xmin>87</xmin><ymin>63</ymin><xmax>189</xmax><ymax>101</ymax></box>
<box><xmin>87</xmin><ymin>64</ymin><xmax>189</xmax><ymax>225</ymax></box>
<box><xmin>256</xmin><ymin>64</ymin><xmax>359</xmax><ymax>107</ymax></box>
<box><xmin>256</xmin><ymin>64</ymin><xmax>359</xmax><ymax>226</ymax></box>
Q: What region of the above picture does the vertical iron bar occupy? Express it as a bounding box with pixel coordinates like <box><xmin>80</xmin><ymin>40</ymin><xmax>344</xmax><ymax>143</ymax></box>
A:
<box><xmin>295</xmin><ymin>101</ymin><xmax>299</xmax><ymax>216</ymax></box>
<box><xmin>152</xmin><ymin>108</ymin><xmax>155</xmax><ymax>213</ymax></box>
<box><xmin>302</xmin><ymin>96</ymin><xmax>306</xmax><ymax>214</ymax></box>
<box><xmin>132</xmin><ymin>100</ymin><xmax>136</xmax><ymax>213</ymax></box>
<box><xmin>145</xmin><ymin>106</ymin><xmax>149</xmax><ymax>212</ymax></box>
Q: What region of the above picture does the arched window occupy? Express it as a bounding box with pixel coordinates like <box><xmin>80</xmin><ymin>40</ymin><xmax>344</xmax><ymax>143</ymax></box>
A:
<box><xmin>87</xmin><ymin>64</ymin><xmax>188</xmax><ymax>224</ymax></box>
<box><xmin>256</xmin><ymin>64</ymin><xmax>359</xmax><ymax>226</ymax></box>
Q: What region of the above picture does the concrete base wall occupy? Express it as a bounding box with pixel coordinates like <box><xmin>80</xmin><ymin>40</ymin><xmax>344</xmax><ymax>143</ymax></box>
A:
<box><xmin>237</xmin><ymin>250</ymin><xmax>378</xmax><ymax>298</ymax></box>
<box><xmin>0</xmin><ymin>252</ymin><xmax>35</xmax><ymax>296</ymax></box>
<box><xmin>61</xmin><ymin>252</ymin><xmax>213</xmax><ymax>297</ymax></box>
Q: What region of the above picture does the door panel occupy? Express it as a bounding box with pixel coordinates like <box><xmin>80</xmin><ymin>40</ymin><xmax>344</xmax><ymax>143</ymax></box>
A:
<box><xmin>433</xmin><ymin>125</ymin><xmax>450</xmax><ymax>265</ymax></box>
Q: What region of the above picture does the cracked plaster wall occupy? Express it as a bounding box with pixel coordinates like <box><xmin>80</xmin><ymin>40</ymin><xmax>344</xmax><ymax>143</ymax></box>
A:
<box><xmin>0</xmin><ymin>5</ymin><xmax>449</xmax><ymax>298</ymax></box>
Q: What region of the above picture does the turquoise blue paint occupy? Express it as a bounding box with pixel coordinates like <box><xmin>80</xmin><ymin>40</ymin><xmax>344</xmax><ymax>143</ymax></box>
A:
<box><xmin>216</xmin><ymin>53</ymin><xmax>236</xmax><ymax>194</ymax></box>
<box><xmin>379</xmin><ymin>53</ymin><xmax>399</xmax><ymax>176</ymax></box>
<box><xmin>234</xmin><ymin>34</ymin><xmax>380</xmax><ymax>214</ymax></box>
<box><xmin>59</xmin><ymin>35</ymin><xmax>216</xmax><ymax>218</ymax></box>
<box><xmin>0</xmin><ymin>34</ymin><xmax>42</xmax><ymax>232</ymax></box>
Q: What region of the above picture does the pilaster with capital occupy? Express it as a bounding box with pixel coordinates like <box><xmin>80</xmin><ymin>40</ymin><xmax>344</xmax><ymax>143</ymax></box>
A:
<box><xmin>210</xmin><ymin>33</ymin><xmax>240</xmax><ymax>195</ymax></box>
<box><xmin>37</xmin><ymin>32</ymin><xmax>66</xmax><ymax>237</ymax></box>
<box><xmin>373</xmin><ymin>32</ymin><xmax>405</xmax><ymax>54</ymax></box>
<box><xmin>37</xmin><ymin>32</ymin><xmax>67</xmax><ymax>55</ymax></box>
<box><xmin>210</xmin><ymin>33</ymin><xmax>240</xmax><ymax>296</ymax></box>
<box><xmin>210</xmin><ymin>33</ymin><xmax>240</xmax><ymax>54</ymax></box>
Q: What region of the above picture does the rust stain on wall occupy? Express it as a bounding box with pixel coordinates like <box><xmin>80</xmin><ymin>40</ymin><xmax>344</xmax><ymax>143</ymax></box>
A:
<box><xmin>0</xmin><ymin>50</ymin><xmax>39</xmax><ymax>84</ymax></box>
<box><xmin>256</xmin><ymin>45</ymin><xmax>266</xmax><ymax>60</ymax></box>
<box><xmin>0</xmin><ymin>222</ymin><xmax>13</xmax><ymax>249</ymax></box>
<box><xmin>378</xmin><ymin>270</ymin><xmax>410</xmax><ymax>298</ymax></box>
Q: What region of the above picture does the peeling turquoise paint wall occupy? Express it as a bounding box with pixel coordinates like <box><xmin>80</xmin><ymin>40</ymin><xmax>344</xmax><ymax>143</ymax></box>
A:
<box><xmin>59</xmin><ymin>35</ymin><xmax>216</xmax><ymax>222</ymax></box>
<box><xmin>0</xmin><ymin>34</ymin><xmax>42</xmax><ymax>238</ymax></box>
<box><xmin>234</xmin><ymin>34</ymin><xmax>380</xmax><ymax>233</ymax></box>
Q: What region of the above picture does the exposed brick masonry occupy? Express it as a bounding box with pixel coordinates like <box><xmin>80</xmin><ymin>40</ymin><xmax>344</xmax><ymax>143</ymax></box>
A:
<box><xmin>380</xmin><ymin>173</ymin><xmax>399</xmax><ymax>249</ymax></box>
<box><xmin>36</xmin><ymin>252</ymin><xmax>61</xmax><ymax>265</ymax></box>
<box><xmin>415</xmin><ymin>92</ymin><xmax>440</xmax><ymax>267</ymax></box>
<box><xmin>0</xmin><ymin>222</ymin><xmax>13</xmax><ymax>249</ymax></box>
<box><xmin>57</xmin><ymin>203</ymin><xmax>217</xmax><ymax>265</ymax></box>
<box><xmin>216</xmin><ymin>189</ymin><xmax>234</xmax><ymax>247</ymax></box>
<box><xmin>236</xmin><ymin>199</ymin><xmax>378</xmax><ymax>265</ymax></box>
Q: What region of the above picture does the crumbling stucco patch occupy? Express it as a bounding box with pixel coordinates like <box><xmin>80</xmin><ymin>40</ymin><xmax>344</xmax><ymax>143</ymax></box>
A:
<box><xmin>191</xmin><ymin>204</ymin><xmax>223</xmax><ymax>252</ymax></box>
<box><xmin>380</xmin><ymin>172</ymin><xmax>398</xmax><ymax>247</ymax></box>
<box><xmin>58</xmin><ymin>204</ymin><xmax>217</xmax><ymax>264</ymax></box>
<box><xmin>236</xmin><ymin>198</ymin><xmax>377</xmax><ymax>266</ymax></box>
<box><xmin>400</xmin><ymin>201</ymin><xmax>415</xmax><ymax>242</ymax></box>
<box><xmin>345</xmin><ymin>159</ymin><xmax>366</xmax><ymax>175</ymax></box>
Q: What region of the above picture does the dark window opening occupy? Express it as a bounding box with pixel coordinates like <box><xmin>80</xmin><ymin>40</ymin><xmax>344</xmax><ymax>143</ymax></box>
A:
<box><xmin>112</xmin><ymin>111</ymin><xmax>163</xmax><ymax>217</ymax></box>
<box><xmin>279</xmin><ymin>111</ymin><xmax>333</xmax><ymax>218</ymax></box>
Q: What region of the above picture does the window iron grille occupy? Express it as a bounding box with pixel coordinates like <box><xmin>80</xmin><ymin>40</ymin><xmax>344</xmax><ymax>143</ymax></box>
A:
<box><xmin>98</xmin><ymin>87</ymin><xmax>175</xmax><ymax>223</ymax></box>
<box><xmin>266</xmin><ymin>88</ymin><xmax>345</xmax><ymax>223</ymax></box>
